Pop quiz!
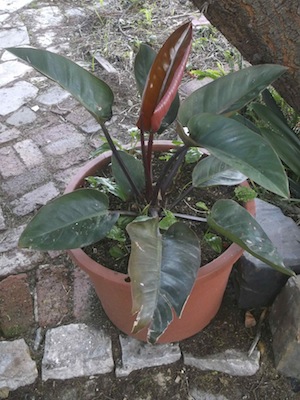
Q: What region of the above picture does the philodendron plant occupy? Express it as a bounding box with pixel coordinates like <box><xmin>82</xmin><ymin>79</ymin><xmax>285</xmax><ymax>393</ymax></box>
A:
<box><xmin>8</xmin><ymin>22</ymin><xmax>294</xmax><ymax>343</ymax></box>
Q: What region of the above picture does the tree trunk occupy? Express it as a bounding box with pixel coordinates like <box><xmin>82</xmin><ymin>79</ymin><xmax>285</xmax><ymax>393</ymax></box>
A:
<box><xmin>191</xmin><ymin>0</ymin><xmax>300</xmax><ymax>114</ymax></box>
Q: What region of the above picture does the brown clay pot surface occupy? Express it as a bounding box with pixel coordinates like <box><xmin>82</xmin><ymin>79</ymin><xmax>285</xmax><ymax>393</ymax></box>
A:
<box><xmin>65</xmin><ymin>141</ymin><xmax>255</xmax><ymax>343</ymax></box>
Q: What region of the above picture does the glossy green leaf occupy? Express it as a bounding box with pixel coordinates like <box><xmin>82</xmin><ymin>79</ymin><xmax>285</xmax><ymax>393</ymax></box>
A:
<box><xmin>126</xmin><ymin>218</ymin><xmax>200</xmax><ymax>343</ymax></box>
<box><xmin>134</xmin><ymin>43</ymin><xmax>156</xmax><ymax>96</ymax></box>
<box><xmin>111</xmin><ymin>151</ymin><xmax>145</xmax><ymax>199</ymax></box>
<box><xmin>18</xmin><ymin>189</ymin><xmax>119</xmax><ymax>250</ymax></box>
<box><xmin>178</xmin><ymin>64</ymin><xmax>287</xmax><ymax>126</ymax></box>
<box><xmin>252</xmin><ymin>103</ymin><xmax>300</xmax><ymax>176</ymax></box>
<box><xmin>137</xmin><ymin>22</ymin><xmax>192</xmax><ymax>132</ymax></box>
<box><xmin>188</xmin><ymin>113</ymin><xmax>289</xmax><ymax>198</ymax></box>
<box><xmin>7</xmin><ymin>47</ymin><xmax>114</xmax><ymax>121</ymax></box>
<box><xmin>208</xmin><ymin>199</ymin><xmax>294</xmax><ymax>276</ymax></box>
<box><xmin>134</xmin><ymin>43</ymin><xmax>180</xmax><ymax>134</ymax></box>
<box><xmin>192</xmin><ymin>155</ymin><xmax>246</xmax><ymax>187</ymax></box>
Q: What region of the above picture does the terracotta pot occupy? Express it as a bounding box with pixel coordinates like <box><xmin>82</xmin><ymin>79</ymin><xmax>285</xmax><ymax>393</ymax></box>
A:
<box><xmin>65</xmin><ymin>140</ymin><xmax>255</xmax><ymax>343</ymax></box>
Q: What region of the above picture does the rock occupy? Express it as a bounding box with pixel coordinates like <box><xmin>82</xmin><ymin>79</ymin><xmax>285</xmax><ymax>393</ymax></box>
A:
<box><xmin>0</xmin><ymin>0</ymin><xmax>33</xmax><ymax>13</ymax></box>
<box><xmin>0</xmin><ymin>81</ymin><xmax>38</xmax><ymax>115</ymax></box>
<box><xmin>189</xmin><ymin>388</ymin><xmax>229</xmax><ymax>400</ymax></box>
<box><xmin>232</xmin><ymin>199</ymin><xmax>300</xmax><ymax>308</ymax></box>
<box><xmin>36</xmin><ymin>86</ymin><xmax>70</xmax><ymax>105</ymax></box>
<box><xmin>0</xmin><ymin>339</ymin><xmax>38</xmax><ymax>391</ymax></box>
<box><xmin>11</xmin><ymin>182</ymin><xmax>59</xmax><ymax>216</ymax></box>
<box><xmin>6</xmin><ymin>106</ymin><xmax>37</xmax><ymax>126</ymax></box>
<box><xmin>42</xmin><ymin>323</ymin><xmax>114</xmax><ymax>381</ymax></box>
<box><xmin>0</xmin><ymin>207</ymin><xmax>5</xmax><ymax>230</ymax></box>
<box><xmin>116</xmin><ymin>336</ymin><xmax>181</xmax><ymax>377</ymax></box>
<box><xmin>0</xmin><ymin>26</ymin><xmax>29</xmax><ymax>49</ymax></box>
<box><xmin>183</xmin><ymin>349</ymin><xmax>260</xmax><ymax>376</ymax></box>
<box><xmin>269</xmin><ymin>276</ymin><xmax>300</xmax><ymax>379</ymax></box>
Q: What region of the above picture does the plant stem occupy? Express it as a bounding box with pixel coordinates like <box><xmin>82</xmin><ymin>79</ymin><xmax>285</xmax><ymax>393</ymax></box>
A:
<box><xmin>169</xmin><ymin>184</ymin><xmax>194</xmax><ymax>210</ymax></box>
<box><xmin>151</xmin><ymin>145</ymin><xmax>188</xmax><ymax>206</ymax></box>
<box><xmin>140</xmin><ymin>130</ymin><xmax>153</xmax><ymax>201</ymax></box>
<box><xmin>99</xmin><ymin>121</ymin><xmax>141</xmax><ymax>198</ymax></box>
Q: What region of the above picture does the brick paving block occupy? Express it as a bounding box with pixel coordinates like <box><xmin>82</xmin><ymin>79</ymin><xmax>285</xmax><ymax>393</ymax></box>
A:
<box><xmin>11</xmin><ymin>181</ymin><xmax>59</xmax><ymax>216</ymax></box>
<box><xmin>0</xmin><ymin>274</ymin><xmax>34</xmax><ymax>338</ymax></box>
<box><xmin>14</xmin><ymin>139</ymin><xmax>44</xmax><ymax>167</ymax></box>
<box><xmin>0</xmin><ymin>145</ymin><xmax>26</xmax><ymax>178</ymax></box>
<box><xmin>73</xmin><ymin>267</ymin><xmax>94</xmax><ymax>320</ymax></box>
<box><xmin>36</xmin><ymin>264</ymin><xmax>72</xmax><ymax>327</ymax></box>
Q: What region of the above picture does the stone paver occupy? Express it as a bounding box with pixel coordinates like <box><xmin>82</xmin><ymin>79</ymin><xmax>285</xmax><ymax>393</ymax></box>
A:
<box><xmin>0</xmin><ymin>206</ymin><xmax>5</xmax><ymax>230</ymax></box>
<box><xmin>0</xmin><ymin>339</ymin><xmax>38</xmax><ymax>391</ymax></box>
<box><xmin>0</xmin><ymin>0</ymin><xmax>33</xmax><ymax>13</ymax></box>
<box><xmin>14</xmin><ymin>138</ymin><xmax>44</xmax><ymax>167</ymax></box>
<box><xmin>11</xmin><ymin>181</ymin><xmax>59</xmax><ymax>215</ymax></box>
<box><xmin>42</xmin><ymin>323</ymin><xmax>114</xmax><ymax>380</ymax></box>
<box><xmin>37</xmin><ymin>86</ymin><xmax>70</xmax><ymax>105</ymax></box>
<box><xmin>0</xmin><ymin>274</ymin><xmax>34</xmax><ymax>337</ymax></box>
<box><xmin>6</xmin><ymin>106</ymin><xmax>37</xmax><ymax>126</ymax></box>
<box><xmin>184</xmin><ymin>349</ymin><xmax>260</xmax><ymax>376</ymax></box>
<box><xmin>0</xmin><ymin>127</ymin><xmax>21</xmax><ymax>144</ymax></box>
<box><xmin>0</xmin><ymin>81</ymin><xmax>38</xmax><ymax>115</ymax></box>
<box><xmin>73</xmin><ymin>267</ymin><xmax>94</xmax><ymax>320</ymax></box>
<box><xmin>36</xmin><ymin>265</ymin><xmax>72</xmax><ymax>327</ymax></box>
<box><xmin>0</xmin><ymin>250</ymin><xmax>44</xmax><ymax>277</ymax></box>
<box><xmin>0</xmin><ymin>26</ymin><xmax>29</xmax><ymax>49</ymax></box>
<box><xmin>116</xmin><ymin>336</ymin><xmax>181</xmax><ymax>378</ymax></box>
<box><xmin>0</xmin><ymin>145</ymin><xmax>26</xmax><ymax>178</ymax></box>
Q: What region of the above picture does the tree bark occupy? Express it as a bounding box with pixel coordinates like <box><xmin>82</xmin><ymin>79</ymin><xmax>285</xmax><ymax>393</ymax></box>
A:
<box><xmin>191</xmin><ymin>0</ymin><xmax>300</xmax><ymax>114</ymax></box>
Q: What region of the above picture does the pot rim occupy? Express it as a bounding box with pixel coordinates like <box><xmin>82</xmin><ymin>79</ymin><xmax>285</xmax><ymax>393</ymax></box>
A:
<box><xmin>65</xmin><ymin>140</ymin><xmax>256</xmax><ymax>285</ymax></box>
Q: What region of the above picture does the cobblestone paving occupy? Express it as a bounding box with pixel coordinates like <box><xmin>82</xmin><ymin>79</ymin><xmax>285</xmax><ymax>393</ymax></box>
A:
<box><xmin>0</xmin><ymin>1</ymin><xmax>299</xmax><ymax>399</ymax></box>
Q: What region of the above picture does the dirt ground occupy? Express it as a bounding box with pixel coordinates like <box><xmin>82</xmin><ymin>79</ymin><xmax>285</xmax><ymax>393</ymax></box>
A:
<box><xmin>5</xmin><ymin>0</ymin><xmax>300</xmax><ymax>399</ymax></box>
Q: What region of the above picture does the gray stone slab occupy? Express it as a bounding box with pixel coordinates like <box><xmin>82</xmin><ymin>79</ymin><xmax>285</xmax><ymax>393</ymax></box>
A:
<box><xmin>37</xmin><ymin>86</ymin><xmax>70</xmax><ymax>105</ymax></box>
<box><xmin>0</xmin><ymin>145</ymin><xmax>26</xmax><ymax>178</ymax></box>
<box><xmin>0</xmin><ymin>26</ymin><xmax>29</xmax><ymax>49</ymax></box>
<box><xmin>184</xmin><ymin>349</ymin><xmax>260</xmax><ymax>376</ymax></box>
<box><xmin>0</xmin><ymin>0</ymin><xmax>33</xmax><ymax>12</ymax></box>
<box><xmin>0</xmin><ymin>81</ymin><xmax>38</xmax><ymax>115</ymax></box>
<box><xmin>0</xmin><ymin>60</ymin><xmax>32</xmax><ymax>88</ymax></box>
<box><xmin>22</xmin><ymin>7</ymin><xmax>64</xmax><ymax>32</ymax></box>
<box><xmin>6</xmin><ymin>106</ymin><xmax>37</xmax><ymax>126</ymax></box>
<box><xmin>0</xmin><ymin>339</ymin><xmax>38</xmax><ymax>391</ymax></box>
<box><xmin>14</xmin><ymin>139</ymin><xmax>44</xmax><ymax>167</ymax></box>
<box><xmin>0</xmin><ymin>206</ymin><xmax>6</xmax><ymax>230</ymax></box>
<box><xmin>0</xmin><ymin>127</ymin><xmax>21</xmax><ymax>144</ymax></box>
<box><xmin>0</xmin><ymin>250</ymin><xmax>44</xmax><ymax>278</ymax></box>
<box><xmin>269</xmin><ymin>276</ymin><xmax>300</xmax><ymax>379</ymax></box>
<box><xmin>116</xmin><ymin>336</ymin><xmax>181</xmax><ymax>378</ymax></box>
<box><xmin>42</xmin><ymin>323</ymin><xmax>114</xmax><ymax>381</ymax></box>
<box><xmin>233</xmin><ymin>199</ymin><xmax>300</xmax><ymax>308</ymax></box>
<box><xmin>11</xmin><ymin>182</ymin><xmax>59</xmax><ymax>216</ymax></box>
<box><xmin>190</xmin><ymin>389</ymin><xmax>229</xmax><ymax>400</ymax></box>
<box><xmin>0</xmin><ymin>225</ymin><xmax>25</xmax><ymax>253</ymax></box>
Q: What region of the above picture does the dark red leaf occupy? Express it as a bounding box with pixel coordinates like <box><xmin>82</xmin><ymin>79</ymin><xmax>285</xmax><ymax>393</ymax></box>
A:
<box><xmin>137</xmin><ymin>22</ymin><xmax>193</xmax><ymax>132</ymax></box>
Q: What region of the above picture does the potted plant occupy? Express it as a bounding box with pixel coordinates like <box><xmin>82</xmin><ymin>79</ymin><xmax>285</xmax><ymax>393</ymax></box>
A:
<box><xmin>8</xmin><ymin>22</ymin><xmax>294</xmax><ymax>344</ymax></box>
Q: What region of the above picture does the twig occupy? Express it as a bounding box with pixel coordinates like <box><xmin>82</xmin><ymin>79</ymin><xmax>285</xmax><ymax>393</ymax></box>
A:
<box><xmin>248</xmin><ymin>308</ymin><xmax>268</xmax><ymax>357</ymax></box>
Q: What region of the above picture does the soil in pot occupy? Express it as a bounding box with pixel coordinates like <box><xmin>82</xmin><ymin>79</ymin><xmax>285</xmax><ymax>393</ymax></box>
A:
<box><xmin>83</xmin><ymin>150</ymin><xmax>236</xmax><ymax>274</ymax></box>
